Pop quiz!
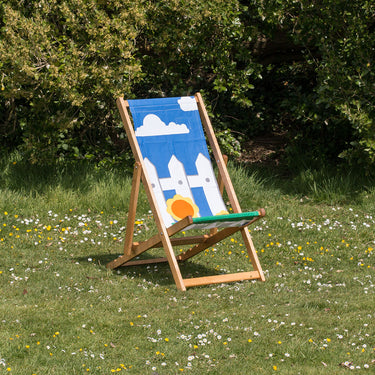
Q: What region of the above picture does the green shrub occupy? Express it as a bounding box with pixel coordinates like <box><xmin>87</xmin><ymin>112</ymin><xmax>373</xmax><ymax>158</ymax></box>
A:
<box><xmin>0</xmin><ymin>0</ymin><xmax>146</xmax><ymax>163</ymax></box>
<box><xmin>1</xmin><ymin>0</ymin><xmax>375</xmax><ymax>171</ymax></box>
<box><xmin>256</xmin><ymin>0</ymin><xmax>375</xmax><ymax>170</ymax></box>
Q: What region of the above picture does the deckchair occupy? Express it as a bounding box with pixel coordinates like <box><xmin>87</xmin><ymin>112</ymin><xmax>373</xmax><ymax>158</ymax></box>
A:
<box><xmin>107</xmin><ymin>93</ymin><xmax>266</xmax><ymax>291</ymax></box>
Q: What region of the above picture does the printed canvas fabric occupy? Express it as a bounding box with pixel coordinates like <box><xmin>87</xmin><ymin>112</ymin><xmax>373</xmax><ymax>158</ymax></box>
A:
<box><xmin>128</xmin><ymin>96</ymin><xmax>228</xmax><ymax>227</ymax></box>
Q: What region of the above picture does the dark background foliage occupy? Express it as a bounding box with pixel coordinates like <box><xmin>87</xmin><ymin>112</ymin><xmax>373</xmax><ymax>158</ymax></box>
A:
<box><xmin>1</xmin><ymin>0</ymin><xmax>374</xmax><ymax>172</ymax></box>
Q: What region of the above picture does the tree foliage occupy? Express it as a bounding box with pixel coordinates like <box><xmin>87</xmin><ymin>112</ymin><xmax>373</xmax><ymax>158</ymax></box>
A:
<box><xmin>0</xmin><ymin>0</ymin><xmax>145</xmax><ymax>163</ymax></box>
<box><xmin>1</xmin><ymin>0</ymin><xmax>374</xmax><ymax>170</ymax></box>
<box><xmin>253</xmin><ymin>0</ymin><xmax>375</xmax><ymax>168</ymax></box>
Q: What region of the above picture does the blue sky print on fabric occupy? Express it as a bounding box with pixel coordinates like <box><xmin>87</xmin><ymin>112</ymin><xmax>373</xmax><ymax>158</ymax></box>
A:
<box><xmin>128</xmin><ymin>96</ymin><xmax>227</xmax><ymax>225</ymax></box>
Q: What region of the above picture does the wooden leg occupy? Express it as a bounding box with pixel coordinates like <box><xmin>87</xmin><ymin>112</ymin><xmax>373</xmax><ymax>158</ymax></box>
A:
<box><xmin>124</xmin><ymin>162</ymin><xmax>142</xmax><ymax>256</ymax></box>
<box><xmin>106</xmin><ymin>162</ymin><xmax>141</xmax><ymax>270</ymax></box>
<box><xmin>210</xmin><ymin>154</ymin><xmax>228</xmax><ymax>236</ymax></box>
<box><xmin>241</xmin><ymin>228</ymin><xmax>265</xmax><ymax>281</ymax></box>
<box><xmin>160</xmin><ymin>234</ymin><xmax>186</xmax><ymax>291</ymax></box>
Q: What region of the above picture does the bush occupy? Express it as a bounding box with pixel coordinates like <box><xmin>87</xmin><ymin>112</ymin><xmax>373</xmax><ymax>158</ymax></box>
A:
<box><xmin>255</xmin><ymin>0</ymin><xmax>375</xmax><ymax>170</ymax></box>
<box><xmin>1</xmin><ymin>0</ymin><xmax>374</xmax><ymax>171</ymax></box>
<box><xmin>0</xmin><ymin>0</ymin><xmax>145</xmax><ymax>163</ymax></box>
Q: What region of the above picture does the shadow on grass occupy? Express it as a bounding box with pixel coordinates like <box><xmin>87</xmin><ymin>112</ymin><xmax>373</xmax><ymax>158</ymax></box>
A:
<box><xmin>0</xmin><ymin>158</ymin><xmax>131</xmax><ymax>195</ymax></box>
<box><xmin>77</xmin><ymin>253</ymin><xmax>233</xmax><ymax>288</ymax></box>
<box><xmin>235</xmin><ymin>158</ymin><xmax>375</xmax><ymax>205</ymax></box>
<box><xmin>2</xmin><ymin>154</ymin><xmax>375</xmax><ymax>207</ymax></box>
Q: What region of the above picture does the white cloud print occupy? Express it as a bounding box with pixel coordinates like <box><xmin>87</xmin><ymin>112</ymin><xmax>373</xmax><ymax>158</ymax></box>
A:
<box><xmin>178</xmin><ymin>96</ymin><xmax>198</xmax><ymax>111</ymax></box>
<box><xmin>135</xmin><ymin>114</ymin><xmax>190</xmax><ymax>137</ymax></box>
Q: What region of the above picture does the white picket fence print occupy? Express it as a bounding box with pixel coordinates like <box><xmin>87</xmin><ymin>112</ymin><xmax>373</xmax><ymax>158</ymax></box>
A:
<box><xmin>144</xmin><ymin>153</ymin><xmax>227</xmax><ymax>227</ymax></box>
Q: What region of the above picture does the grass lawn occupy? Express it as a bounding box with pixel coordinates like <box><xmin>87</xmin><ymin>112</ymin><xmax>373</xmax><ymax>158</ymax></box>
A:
<box><xmin>0</xmin><ymin>159</ymin><xmax>374</xmax><ymax>374</ymax></box>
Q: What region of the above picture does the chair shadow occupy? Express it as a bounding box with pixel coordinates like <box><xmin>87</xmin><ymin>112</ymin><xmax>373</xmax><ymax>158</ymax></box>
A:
<box><xmin>76</xmin><ymin>252</ymin><xmax>232</xmax><ymax>287</ymax></box>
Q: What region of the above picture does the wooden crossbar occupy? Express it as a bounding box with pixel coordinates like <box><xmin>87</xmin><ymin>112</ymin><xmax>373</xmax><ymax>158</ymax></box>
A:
<box><xmin>107</xmin><ymin>215</ymin><xmax>194</xmax><ymax>269</ymax></box>
<box><xmin>183</xmin><ymin>271</ymin><xmax>260</xmax><ymax>288</ymax></box>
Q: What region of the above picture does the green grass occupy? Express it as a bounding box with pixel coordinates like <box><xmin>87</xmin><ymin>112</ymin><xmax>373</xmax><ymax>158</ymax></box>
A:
<box><xmin>0</xmin><ymin>159</ymin><xmax>374</xmax><ymax>374</ymax></box>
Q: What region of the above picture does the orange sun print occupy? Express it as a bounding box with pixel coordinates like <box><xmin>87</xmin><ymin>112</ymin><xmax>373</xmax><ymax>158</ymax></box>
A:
<box><xmin>166</xmin><ymin>195</ymin><xmax>199</xmax><ymax>221</ymax></box>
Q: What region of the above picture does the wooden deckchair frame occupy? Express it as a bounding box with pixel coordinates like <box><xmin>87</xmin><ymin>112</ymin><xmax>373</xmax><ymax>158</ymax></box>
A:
<box><xmin>107</xmin><ymin>93</ymin><xmax>265</xmax><ymax>291</ymax></box>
